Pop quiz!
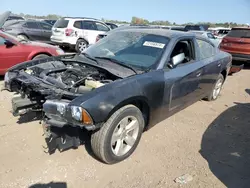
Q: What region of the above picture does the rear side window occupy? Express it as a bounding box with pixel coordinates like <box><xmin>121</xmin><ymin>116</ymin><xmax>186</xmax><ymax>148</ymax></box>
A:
<box><xmin>227</xmin><ymin>29</ymin><xmax>250</xmax><ymax>38</ymax></box>
<box><xmin>96</xmin><ymin>22</ymin><xmax>110</xmax><ymax>31</ymax></box>
<box><xmin>40</xmin><ymin>22</ymin><xmax>52</xmax><ymax>30</ymax></box>
<box><xmin>25</xmin><ymin>22</ymin><xmax>40</xmax><ymax>29</ymax></box>
<box><xmin>73</xmin><ymin>21</ymin><xmax>82</xmax><ymax>29</ymax></box>
<box><xmin>54</xmin><ymin>19</ymin><xmax>69</xmax><ymax>28</ymax></box>
<box><xmin>82</xmin><ymin>21</ymin><xmax>96</xmax><ymax>30</ymax></box>
<box><xmin>197</xmin><ymin>39</ymin><xmax>215</xmax><ymax>59</ymax></box>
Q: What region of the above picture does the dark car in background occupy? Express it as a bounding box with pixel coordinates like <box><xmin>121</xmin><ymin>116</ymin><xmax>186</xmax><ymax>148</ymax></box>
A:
<box><xmin>43</xmin><ymin>19</ymin><xmax>57</xmax><ymax>26</ymax></box>
<box><xmin>3</xmin><ymin>20</ymin><xmax>53</xmax><ymax>43</ymax></box>
<box><xmin>105</xmin><ymin>22</ymin><xmax>118</xmax><ymax>29</ymax></box>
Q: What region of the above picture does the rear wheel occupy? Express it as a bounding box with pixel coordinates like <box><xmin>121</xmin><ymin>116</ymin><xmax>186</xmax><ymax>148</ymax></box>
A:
<box><xmin>207</xmin><ymin>74</ymin><xmax>224</xmax><ymax>101</ymax></box>
<box><xmin>91</xmin><ymin>105</ymin><xmax>145</xmax><ymax>164</ymax></box>
<box><xmin>32</xmin><ymin>54</ymin><xmax>49</xmax><ymax>60</ymax></box>
<box><xmin>75</xmin><ymin>39</ymin><xmax>88</xmax><ymax>53</ymax></box>
<box><xmin>17</xmin><ymin>34</ymin><xmax>28</xmax><ymax>40</ymax></box>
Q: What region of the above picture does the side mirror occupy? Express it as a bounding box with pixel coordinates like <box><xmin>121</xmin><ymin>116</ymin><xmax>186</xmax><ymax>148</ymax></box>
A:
<box><xmin>4</xmin><ymin>40</ymin><xmax>15</xmax><ymax>48</ymax></box>
<box><xmin>170</xmin><ymin>53</ymin><xmax>185</xmax><ymax>68</ymax></box>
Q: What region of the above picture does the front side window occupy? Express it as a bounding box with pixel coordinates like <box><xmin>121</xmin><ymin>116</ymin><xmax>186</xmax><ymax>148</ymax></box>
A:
<box><xmin>96</xmin><ymin>22</ymin><xmax>110</xmax><ymax>32</ymax></box>
<box><xmin>197</xmin><ymin>39</ymin><xmax>215</xmax><ymax>59</ymax></box>
<box><xmin>82</xmin><ymin>21</ymin><xmax>96</xmax><ymax>30</ymax></box>
<box><xmin>85</xmin><ymin>31</ymin><xmax>169</xmax><ymax>70</ymax></box>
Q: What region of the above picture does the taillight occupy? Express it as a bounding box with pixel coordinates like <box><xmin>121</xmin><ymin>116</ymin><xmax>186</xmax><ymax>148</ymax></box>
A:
<box><xmin>96</xmin><ymin>36</ymin><xmax>100</xmax><ymax>42</ymax></box>
<box><xmin>65</xmin><ymin>28</ymin><xmax>74</xmax><ymax>36</ymax></box>
<box><xmin>222</xmin><ymin>38</ymin><xmax>228</xmax><ymax>43</ymax></box>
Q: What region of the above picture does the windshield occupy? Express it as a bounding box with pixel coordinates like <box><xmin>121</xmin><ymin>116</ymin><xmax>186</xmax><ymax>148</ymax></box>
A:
<box><xmin>85</xmin><ymin>31</ymin><xmax>169</xmax><ymax>70</ymax></box>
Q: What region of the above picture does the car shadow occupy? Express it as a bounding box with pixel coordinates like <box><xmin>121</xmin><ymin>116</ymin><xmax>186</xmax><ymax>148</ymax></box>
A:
<box><xmin>233</xmin><ymin>60</ymin><xmax>250</xmax><ymax>70</ymax></box>
<box><xmin>200</xmin><ymin>98</ymin><xmax>250</xmax><ymax>187</ymax></box>
<box><xmin>28</xmin><ymin>182</ymin><xmax>67</xmax><ymax>188</ymax></box>
<box><xmin>16</xmin><ymin>111</ymin><xmax>43</xmax><ymax>124</ymax></box>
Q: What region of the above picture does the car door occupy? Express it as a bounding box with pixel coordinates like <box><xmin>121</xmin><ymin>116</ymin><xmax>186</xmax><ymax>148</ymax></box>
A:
<box><xmin>22</xmin><ymin>21</ymin><xmax>43</xmax><ymax>41</ymax></box>
<box><xmin>163</xmin><ymin>37</ymin><xmax>205</xmax><ymax>112</ymax></box>
<box><xmin>39</xmin><ymin>22</ymin><xmax>52</xmax><ymax>42</ymax></box>
<box><xmin>0</xmin><ymin>36</ymin><xmax>27</xmax><ymax>74</ymax></box>
<box><xmin>196</xmin><ymin>38</ymin><xmax>221</xmax><ymax>96</ymax></box>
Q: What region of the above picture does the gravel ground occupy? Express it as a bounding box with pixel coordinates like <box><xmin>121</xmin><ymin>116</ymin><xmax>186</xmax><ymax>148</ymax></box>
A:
<box><xmin>0</xmin><ymin>69</ymin><xmax>249</xmax><ymax>188</ymax></box>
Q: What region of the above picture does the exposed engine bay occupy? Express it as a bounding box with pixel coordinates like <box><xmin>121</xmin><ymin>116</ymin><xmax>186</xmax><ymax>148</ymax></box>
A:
<box><xmin>22</xmin><ymin>60</ymin><xmax>116</xmax><ymax>93</ymax></box>
<box><xmin>7</xmin><ymin>60</ymin><xmax>119</xmax><ymax>116</ymax></box>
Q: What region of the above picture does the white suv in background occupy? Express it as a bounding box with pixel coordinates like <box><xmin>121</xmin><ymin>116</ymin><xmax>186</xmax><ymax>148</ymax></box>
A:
<box><xmin>51</xmin><ymin>17</ymin><xmax>111</xmax><ymax>52</ymax></box>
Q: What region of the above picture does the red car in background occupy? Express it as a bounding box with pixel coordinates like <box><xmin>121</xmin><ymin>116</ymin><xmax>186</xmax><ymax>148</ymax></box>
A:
<box><xmin>0</xmin><ymin>31</ymin><xmax>64</xmax><ymax>75</ymax></box>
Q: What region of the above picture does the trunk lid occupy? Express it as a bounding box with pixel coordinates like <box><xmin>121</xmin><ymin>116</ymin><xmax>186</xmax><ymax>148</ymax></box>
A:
<box><xmin>220</xmin><ymin>28</ymin><xmax>250</xmax><ymax>54</ymax></box>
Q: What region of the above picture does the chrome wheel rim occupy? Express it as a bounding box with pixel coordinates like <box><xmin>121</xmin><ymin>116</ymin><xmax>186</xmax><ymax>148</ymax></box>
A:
<box><xmin>111</xmin><ymin>116</ymin><xmax>139</xmax><ymax>156</ymax></box>
<box><xmin>78</xmin><ymin>42</ymin><xmax>87</xmax><ymax>52</ymax></box>
<box><xmin>213</xmin><ymin>78</ymin><xmax>223</xmax><ymax>99</ymax></box>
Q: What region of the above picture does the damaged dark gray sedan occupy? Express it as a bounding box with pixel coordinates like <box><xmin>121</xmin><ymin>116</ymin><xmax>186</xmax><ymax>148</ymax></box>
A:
<box><xmin>4</xmin><ymin>29</ymin><xmax>232</xmax><ymax>164</ymax></box>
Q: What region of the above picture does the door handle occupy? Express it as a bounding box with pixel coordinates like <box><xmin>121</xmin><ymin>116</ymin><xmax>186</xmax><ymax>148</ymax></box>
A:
<box><xmin>218</xmin><ymin>63</ymin><xmax>221</xmax><ymax>67</ymax></box>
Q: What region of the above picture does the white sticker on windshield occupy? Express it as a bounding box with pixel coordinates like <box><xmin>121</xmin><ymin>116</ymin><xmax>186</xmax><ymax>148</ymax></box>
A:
<box><xmin>143</xmin><ymin>41</ymin><xmax>165</xmax><ymax>49</ymax></box>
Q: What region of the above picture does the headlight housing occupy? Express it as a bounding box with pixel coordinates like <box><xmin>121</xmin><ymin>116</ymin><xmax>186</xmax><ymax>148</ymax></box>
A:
<box><xmin>71</xmin><ymin>106</ymin><xmax>93</xmax><ymax>125</ymax></box>
<box><xmin>56</xmin><ymin>48</ymin><xmax>64</xmax><ymax>55</ymax></box>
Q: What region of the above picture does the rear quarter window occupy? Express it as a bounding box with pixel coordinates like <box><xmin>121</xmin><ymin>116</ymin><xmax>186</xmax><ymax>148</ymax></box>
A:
<box><xmin>54</xmin><ymin>19</ymin><xmax>69</xmax><ymax>28</ymax></box>
<box><xmin>197</xmin><ymin>39</ymin><xmax>215</xmax><ymax>59</ymax></box>
<box><xmin>227</xmin><ymin>29</ymin><xmax>250</xmax><ymax>38</ymax></box>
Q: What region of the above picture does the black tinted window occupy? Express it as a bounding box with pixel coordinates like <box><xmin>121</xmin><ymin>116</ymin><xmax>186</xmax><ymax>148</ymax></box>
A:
<box><xmin>82</xmin><ymin>21</ymin><xmax>96</xmax><ymax>30</ymax></box>
<box><xmin>26</xmin><ymin>22</ymin><xmax>39</xmax><ymax>29</ymax></box>
<box><xmin>197</xmin><ymin>39</ymin><xmax>215</xmax><ymax>59</ymax></box>
<box><xmin>73</xmin><ymin>21</ymin><xmax>81</xmax><ymax>29</ymax></box>
<box><xmin>0</xmin><ymin>36</ymin><xmax>5</xmax><ymax>45</ymax></box>
<box><xmin>96</xmin><ymin>22</ymin><xmax>110</xmax><ymax>31</ymax></box>
<box><xmin>40</xmin><ymin>22</ymin><xmax>52</xmax><ymax>30</ymax></box>
<box><xmin>227</xmin><ymin>29</ymin><xmax>250</xmax><ymax>38</ymax></box>
<box><xmin>54</xmin><ymin>19</ymin><xmax>69</xmax><ymax>28</ymax></box>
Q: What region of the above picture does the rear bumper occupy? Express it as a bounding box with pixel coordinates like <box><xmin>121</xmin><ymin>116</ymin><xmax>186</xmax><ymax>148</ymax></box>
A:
<box><xmin>231</xmin><ymin>53</ymin><xmax>250</xmax><ymax>61</ymax></box>
<box><xmin>50</xmin><ymin>36</ymin><xmax>77</xmax><ymax>46</ymax></box>
<box><xmin>229</xmin><ymin>64</ymin><xmax>244</xmax><ymax>75</ymax></box>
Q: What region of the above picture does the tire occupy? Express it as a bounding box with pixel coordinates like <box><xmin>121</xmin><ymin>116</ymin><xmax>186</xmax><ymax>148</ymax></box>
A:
<box><xmin>91</xmin><ymin>104</ymin><xmax>145</xmax><ymax>164</ymax></box>
<box><xmin>75</xmin><ymin>39</ymin><xmax>88</xmax><ymax>53</ymax></box>
<box><xmin>207</xmin><ymin>74</ymin><xmax>224</xmax><ymax>101</ymax></box>
<box><xmin>17</xmin><ymin>34</ymin><xmax>28</xmax><ymax>40</ymax></box>
<box><xmin>32</xmin><ymin>54</ymin><xmax>49</xmax><ymax>60</ymax></box>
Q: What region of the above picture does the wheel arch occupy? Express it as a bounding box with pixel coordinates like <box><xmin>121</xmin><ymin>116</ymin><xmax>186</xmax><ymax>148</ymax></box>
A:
<box><xmin>77</xmin><ymin>37</ymin><xmax>89</xmax><ymax>44</ymax></box>
<box><xmin>221</xmin><ymin>69</ymin><xmax>227</xmax><ymax>82</ymax></box>
<box><xmin>29</xmin><ymin>52</ymin><xmax>52</xmax><ymax>60</ymax></box>
<box><xmin>105</xmin><ymin>96</ymin><xmax>151</xmax><ymax>130</ymax></box>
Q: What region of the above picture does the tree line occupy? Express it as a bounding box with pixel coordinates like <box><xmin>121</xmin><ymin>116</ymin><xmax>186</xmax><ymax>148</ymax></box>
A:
<box><xmin>17</xmin><ymin>13</ymin><xmax>247</xmax><ymax>27</ymax></box>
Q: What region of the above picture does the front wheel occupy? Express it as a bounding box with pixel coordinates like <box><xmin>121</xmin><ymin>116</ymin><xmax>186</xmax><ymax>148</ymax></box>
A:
<box><xmin>207</xmin><ymin>74</ymin><xmax>224</xmax><ymax>101</ymax></box>
<box><xmin>91</xmin><ymin>105</ymin><xmax>145</xmax><ymax>164</ymax></box>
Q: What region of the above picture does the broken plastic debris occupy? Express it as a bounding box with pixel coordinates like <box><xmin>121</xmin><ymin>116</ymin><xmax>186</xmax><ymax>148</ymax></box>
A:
<box><xmin>174</xmin><ymin>174</ymin><xmax>193</xmax><ymax>184</ymax></box>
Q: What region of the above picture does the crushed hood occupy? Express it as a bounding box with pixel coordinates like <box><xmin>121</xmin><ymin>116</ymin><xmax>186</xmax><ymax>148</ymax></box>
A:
<box><xmin>0</xmin><ymin>11</ymin><xmax>11</xmax><ymax>28</ymax></box>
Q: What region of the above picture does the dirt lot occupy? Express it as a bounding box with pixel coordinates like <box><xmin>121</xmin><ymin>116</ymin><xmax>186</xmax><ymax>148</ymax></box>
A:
<box><xmin>0</xmin><ymin>69</ymin><xmax>249</xmax><ymax>188</ymax></box>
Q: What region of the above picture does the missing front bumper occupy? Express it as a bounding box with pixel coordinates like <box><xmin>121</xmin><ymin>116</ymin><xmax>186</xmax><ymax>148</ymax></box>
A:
<box><xmin>43</xmin><ymin>123</ymin><xmax>81</xmax><ymax>154</ymax></box>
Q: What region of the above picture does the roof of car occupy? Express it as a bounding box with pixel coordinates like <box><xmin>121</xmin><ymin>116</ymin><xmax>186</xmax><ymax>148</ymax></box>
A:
<box><xmin>117</xmin><ymin>28</ymin><xmax>195</xmax><ymax>38</ymax></box>
<box><xmin>62</xmin><ymin>17</ymin><xmax>100</xmax><ymax>21</ymax></box>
